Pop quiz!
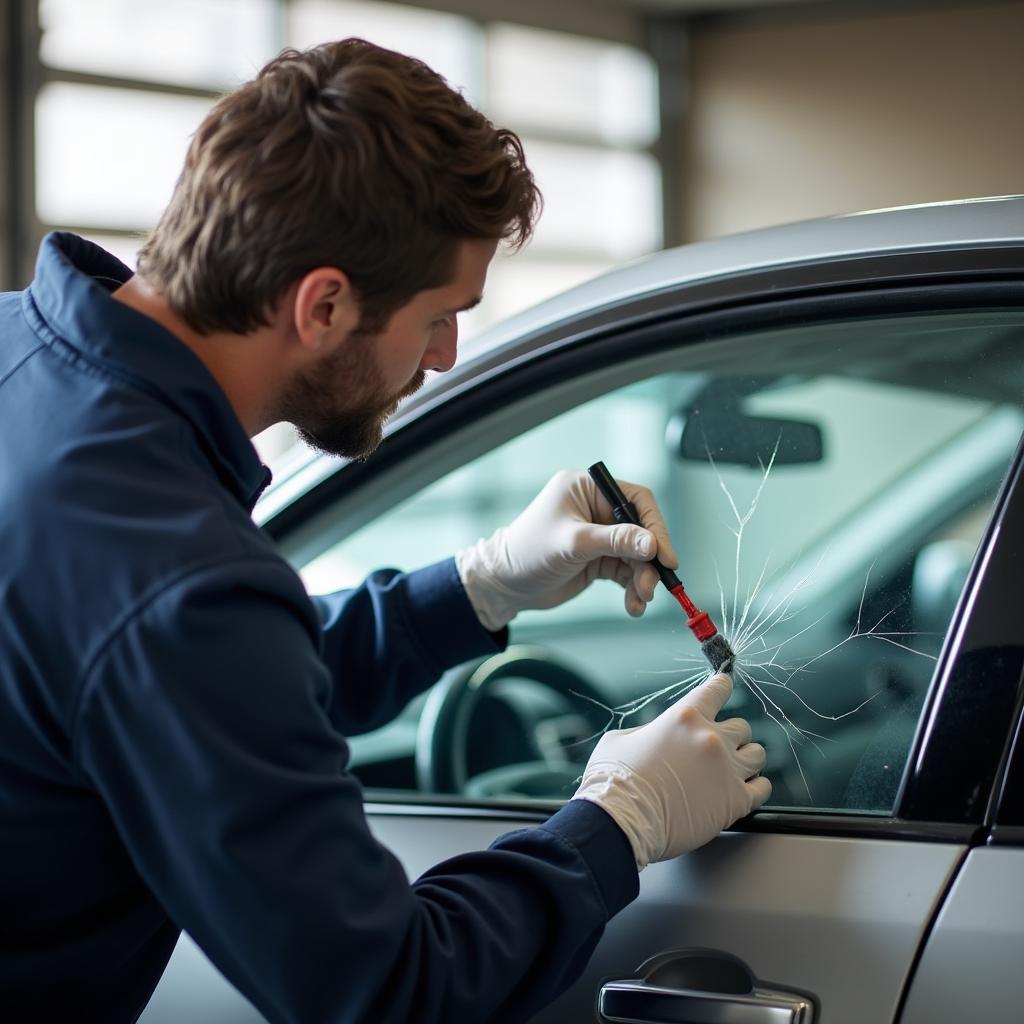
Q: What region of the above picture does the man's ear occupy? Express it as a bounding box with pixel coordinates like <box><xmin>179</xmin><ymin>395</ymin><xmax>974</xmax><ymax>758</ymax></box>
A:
<box><xmin>292</xmin><ymin>268</ymin><xmax>361</xmax><ymax>352</ymax></box>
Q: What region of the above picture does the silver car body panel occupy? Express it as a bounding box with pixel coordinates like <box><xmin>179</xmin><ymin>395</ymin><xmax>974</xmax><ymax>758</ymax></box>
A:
<box><xmin>452</xmin><ymin>195</ymin><xmax>1024</xmax><ymax>373</ymax></box>
<box><xmin>365</xmin><ymin>814</ymin><xmax>964</xmax><ymax>1024</ymax></box>
<box><xmin>899</xmin><ymin>845</ymin><xmax>1024</xmax><ymax>1024</ymax></box>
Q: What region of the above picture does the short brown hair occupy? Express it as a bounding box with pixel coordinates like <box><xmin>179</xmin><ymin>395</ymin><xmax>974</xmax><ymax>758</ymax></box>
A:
<box><xmin>137</xmin><ymin>39</ymin><xmax>540</xmax><ymax>335</ymax></box>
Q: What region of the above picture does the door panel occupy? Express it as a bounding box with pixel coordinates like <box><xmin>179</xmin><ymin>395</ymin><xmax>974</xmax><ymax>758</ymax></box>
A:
<box><xmin>366</xmin><ymin>812</ymin><xmax>963</xmax><ymax>1024</ymax></box>
<box><xmin>142</xmin><ymin>815</ymin><xmax>964</xmax><ymax>1024</ymax></box>
<box><xmin>141</xmin><ymin>936</ymin><xmax>259</xmax><ymax>1023</ymax></box>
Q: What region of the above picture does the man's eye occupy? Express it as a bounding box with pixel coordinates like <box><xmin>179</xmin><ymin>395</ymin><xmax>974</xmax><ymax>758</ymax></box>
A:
<box><xmin>432</xmin><ymin>316</ymin><xmax>453</xmax><ymax>329</ymax></box>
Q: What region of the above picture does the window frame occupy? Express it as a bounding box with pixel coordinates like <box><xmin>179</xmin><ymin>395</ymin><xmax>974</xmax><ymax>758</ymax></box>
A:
<box><xmin>267</xmin><ymin>265</ymin><xmax>1024</xmax><ymax>842</ymax></box>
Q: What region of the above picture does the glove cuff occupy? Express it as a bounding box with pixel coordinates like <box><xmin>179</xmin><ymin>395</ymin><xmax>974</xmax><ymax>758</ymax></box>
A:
<box><xmin>455</xmin><ymin>532</ymin><xmax>521</xmax><ymax>633</ymax></box>
<box><xmin>572</xmin><ymin>766</ymin><xmax>662</xmax><ymax>871</ymax></box>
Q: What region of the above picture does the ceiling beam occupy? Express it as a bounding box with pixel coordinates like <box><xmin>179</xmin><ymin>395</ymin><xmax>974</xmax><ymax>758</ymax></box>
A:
<box><xmin>379</xmin><ymin>0</ymin><xmax>646</xmax><ymax>45</ymax></box>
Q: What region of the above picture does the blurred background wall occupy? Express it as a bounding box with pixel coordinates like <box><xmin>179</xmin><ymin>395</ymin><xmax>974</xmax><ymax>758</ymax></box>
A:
<box><xmin>683</xmin><ymin>0</ymin><xmax>1024</xmax><ymax>240</ymax></box>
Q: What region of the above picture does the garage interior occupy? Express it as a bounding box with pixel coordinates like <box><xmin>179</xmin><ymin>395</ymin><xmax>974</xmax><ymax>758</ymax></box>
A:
<box><xmin>2</xmin><ymin>2</ymin><xmax>1022</xmax><ymax>1022</ymax></box>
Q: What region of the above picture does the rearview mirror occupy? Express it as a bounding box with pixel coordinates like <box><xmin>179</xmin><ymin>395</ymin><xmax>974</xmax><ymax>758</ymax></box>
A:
<box><xmin>667</xmin><ymin>380</ymin><xmax>824</xmax><ymax>468</ymax></box>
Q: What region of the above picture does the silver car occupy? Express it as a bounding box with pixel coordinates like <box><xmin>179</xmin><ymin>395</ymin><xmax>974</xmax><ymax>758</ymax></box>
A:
<box><xmin>144</xmin><ymin>196</ymin><xmax>1024</xmax><ymax>1024</ymax></box>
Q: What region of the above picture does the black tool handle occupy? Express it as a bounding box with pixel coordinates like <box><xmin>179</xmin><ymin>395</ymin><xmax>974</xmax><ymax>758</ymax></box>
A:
<box><xmin>587</xmin><ymin>461</ymin><xmax>681</xmax><ymax>590</ymax></box>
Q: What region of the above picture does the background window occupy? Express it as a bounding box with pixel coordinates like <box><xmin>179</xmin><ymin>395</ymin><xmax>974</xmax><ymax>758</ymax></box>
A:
<box><xmin>35</xmin><ymin>84</ymin><xmax>213</xmax><ymax>229</ymax></box>
<box><xmin>486</xmin><ymin>24</ymin><xmax>659</xmax><ymax>148</ymax></box>
<box><xmin>39</xmin><ymin>0</ymin><xmax>279</xmax><ymax>89</ymax></box>
<box><xmin>288</xmin><ymin>0</ymin><xmax>482</xmax><ymax>97</ymax></box>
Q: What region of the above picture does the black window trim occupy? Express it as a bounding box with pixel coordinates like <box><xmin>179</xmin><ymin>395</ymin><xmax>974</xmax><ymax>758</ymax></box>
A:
<box><xmin>989</xmin><ymin>643</ymin><xmax>1024</xmax><ymax>839</ymax></box>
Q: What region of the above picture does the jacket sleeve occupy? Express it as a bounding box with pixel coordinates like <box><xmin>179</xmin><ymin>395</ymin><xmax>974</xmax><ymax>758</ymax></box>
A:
<box><xmin>72</xmin><ymin>556</ymin><xmax>638</xmax><ymax>1024</ymax></box>
<box><xmin>310</xmin><ymin>558</ymin><xmax>507</xmax><ymax>735</ymax></box>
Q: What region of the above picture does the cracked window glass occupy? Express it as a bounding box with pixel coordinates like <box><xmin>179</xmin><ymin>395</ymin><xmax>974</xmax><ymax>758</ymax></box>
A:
<box><xmin>298</xmin><ymin>311</ymin><xmax>1024</xmax><ymax>812</ymax></box>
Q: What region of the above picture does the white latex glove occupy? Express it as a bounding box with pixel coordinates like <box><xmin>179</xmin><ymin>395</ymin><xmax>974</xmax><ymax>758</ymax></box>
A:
<box><xmin>572</xmin><ymin>673</ymin><xmax>771</xmax><ymax>870</ymax></box>
<box><xmin>456</xmin><ymin>469</ymin><xmax>678</xmax><ymax>632</ymax></box>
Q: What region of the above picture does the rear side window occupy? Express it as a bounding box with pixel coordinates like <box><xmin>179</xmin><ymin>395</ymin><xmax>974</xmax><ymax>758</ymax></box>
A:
<box><xmin>297</xmin><ymin>311</ymin><xmax>1024</xmax><ymax>814</ymax></box>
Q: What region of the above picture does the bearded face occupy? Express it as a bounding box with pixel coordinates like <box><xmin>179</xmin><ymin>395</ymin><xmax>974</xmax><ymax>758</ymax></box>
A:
<box><xmin>281</xmin><ymin>332</ymin><xmax>426</xmax><ymax>459</ymax></box>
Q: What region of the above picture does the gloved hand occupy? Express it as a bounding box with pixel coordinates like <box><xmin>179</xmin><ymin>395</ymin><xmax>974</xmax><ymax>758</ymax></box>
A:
<box><xmin>455</xmin><ymin>469</ymin><xmax>678</xmax><ymax>632</ymax></box>
<box><xmin>572</xmin><ymin>673</ymin><xmax>771</xmax><ymax>870</ymax></box>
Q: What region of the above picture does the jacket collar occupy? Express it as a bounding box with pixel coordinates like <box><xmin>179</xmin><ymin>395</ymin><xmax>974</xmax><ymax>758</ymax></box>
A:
<box><xmin>24</xmin><ymin>232</ymin><xmax>272</xmax><ymax>510</ymax></box>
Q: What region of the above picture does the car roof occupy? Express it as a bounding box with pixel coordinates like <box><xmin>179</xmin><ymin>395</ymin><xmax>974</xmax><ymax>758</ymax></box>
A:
<box><xmin>466</xmin><ymin>195</ymin><xmax>1024</xmax><ymax>361</ymax></box>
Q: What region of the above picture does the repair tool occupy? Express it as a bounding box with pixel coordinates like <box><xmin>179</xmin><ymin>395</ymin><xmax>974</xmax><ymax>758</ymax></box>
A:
<box><xmin>588</xmin><ymin>461</ymin><xmax>736</xmax><ymax>673</ymax></box>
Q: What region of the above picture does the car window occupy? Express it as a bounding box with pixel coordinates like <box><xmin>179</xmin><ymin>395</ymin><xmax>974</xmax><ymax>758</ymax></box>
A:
<box><xmin>295</xmin><ymin>312</ymin><xmax>1024</xmax><ymax>813</ymax></box>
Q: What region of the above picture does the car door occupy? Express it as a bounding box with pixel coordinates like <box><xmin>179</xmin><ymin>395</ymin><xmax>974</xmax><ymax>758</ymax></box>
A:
<box><xmin>143</xmin><ymin>232</ymin><xmax>1024</xmax><ymax>1022</ymax></box>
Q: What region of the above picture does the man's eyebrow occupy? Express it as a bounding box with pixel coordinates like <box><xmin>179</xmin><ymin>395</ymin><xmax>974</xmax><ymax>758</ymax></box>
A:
<box><xmin>447</xmin><ymin>295</ymin><xmax>482</xmax><ymax>315</ymax></box>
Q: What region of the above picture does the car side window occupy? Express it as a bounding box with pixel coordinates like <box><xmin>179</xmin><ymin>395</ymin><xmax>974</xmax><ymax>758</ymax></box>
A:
<box><xmin>296</xmin><ymin>312</ymin><xmax>1024</xmax><ymax>813</ymax></box>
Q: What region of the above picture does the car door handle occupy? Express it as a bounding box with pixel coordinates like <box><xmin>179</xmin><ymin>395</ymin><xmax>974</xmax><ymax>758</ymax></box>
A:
<box><xmin>597</xmin><ymin>949</ymin><xmax>815</xmax><ymax>1024</ymax></box>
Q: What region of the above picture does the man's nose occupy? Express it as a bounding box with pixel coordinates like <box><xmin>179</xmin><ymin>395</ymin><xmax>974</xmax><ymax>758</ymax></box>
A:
<box><xmin>420</xmin><ymin>322</ymin><xmax>458</xmax><ymax>373</ymax></box>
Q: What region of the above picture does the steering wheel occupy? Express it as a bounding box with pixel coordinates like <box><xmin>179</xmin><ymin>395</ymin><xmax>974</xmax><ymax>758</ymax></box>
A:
<box><xmin>415</xmin><ymin>645</ymin><xmax>611</xmax><ymax>798</ymax></box>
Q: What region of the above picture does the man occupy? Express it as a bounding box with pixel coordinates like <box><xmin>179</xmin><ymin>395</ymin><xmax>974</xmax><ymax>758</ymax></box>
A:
<box><xmin>0</xmin><ymin>39</ymin><xmax>768</xmax><ymax>1023</ymax></box>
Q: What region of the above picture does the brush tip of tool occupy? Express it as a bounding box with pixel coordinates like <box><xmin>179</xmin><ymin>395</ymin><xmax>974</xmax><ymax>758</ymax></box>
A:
<box><xmin>700</xmin><ymin>633</ymin><xmax>736</xmax><ymax>675</ymax></box>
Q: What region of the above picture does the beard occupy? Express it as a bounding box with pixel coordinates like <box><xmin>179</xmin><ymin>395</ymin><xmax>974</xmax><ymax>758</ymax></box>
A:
<box><xmin>279</xmin><ymin>335</ymin><xmax>425</xmax><ymax>460</ymax></box>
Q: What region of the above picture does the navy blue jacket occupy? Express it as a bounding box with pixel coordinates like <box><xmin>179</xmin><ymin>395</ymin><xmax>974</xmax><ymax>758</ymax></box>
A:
<box><xmin>0</xmin><ymin>235</ymin><xmax>638</xmax><ymax>1023</ymax></box>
